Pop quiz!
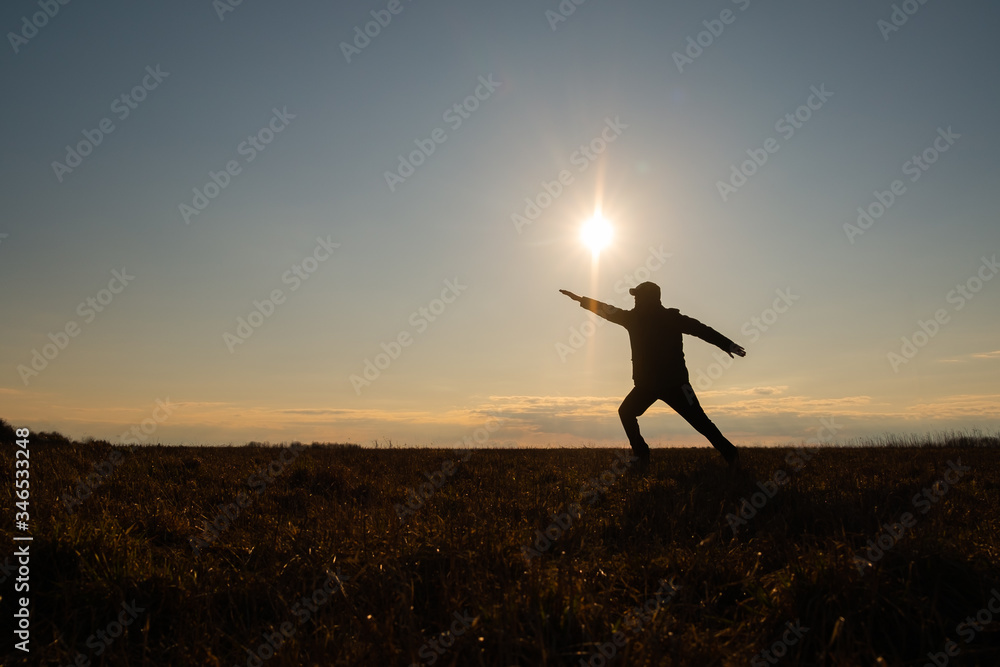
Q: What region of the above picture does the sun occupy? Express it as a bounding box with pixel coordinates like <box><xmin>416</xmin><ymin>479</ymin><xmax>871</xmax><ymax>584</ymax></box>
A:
<box><xmin>580</xmin><ymin>212</ymin><xmax>613</xmax><ymax>256</ymax></box>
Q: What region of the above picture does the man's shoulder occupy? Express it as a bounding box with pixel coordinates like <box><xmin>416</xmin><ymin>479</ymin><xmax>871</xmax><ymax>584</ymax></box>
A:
<box><xmin>631</xmin><ymin>305</ymin><xmax>680</xmax><ymax>318</ymax></box>
<box><xmin>657</xmin><ymin>307</ymin><xmax>686</xmax><ymax>329</ymax></box>
<box><xmin>659</xmin><ymin>306</ymin><xmax>681</xmax><ymax>319</ymax></box>
<box><xmin>633</xmin><ymin>305</ymin><xmax>682</xmax><ymax>326</ymax></box>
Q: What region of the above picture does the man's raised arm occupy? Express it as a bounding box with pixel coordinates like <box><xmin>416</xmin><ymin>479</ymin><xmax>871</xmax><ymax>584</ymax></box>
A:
<box><xmin>677</xmin><ymin>312</ymin><xmax>746</xmax><ymax>358</ymax></box>
<box><xmin>559</xmin><ymin>289</ymin><xmax>626</xmax><ymax>324</ymax></box>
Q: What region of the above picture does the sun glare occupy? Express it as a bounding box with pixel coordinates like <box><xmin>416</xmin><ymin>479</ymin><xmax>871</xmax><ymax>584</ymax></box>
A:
<box><xmin>581</xmin><ymin>212</ymin><xmax>613</xmax><ymax>256</ymax></box>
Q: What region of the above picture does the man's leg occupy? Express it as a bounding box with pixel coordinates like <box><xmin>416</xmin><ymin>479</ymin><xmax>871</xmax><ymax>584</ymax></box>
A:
<box><xmin>660</xmin><ymin>383</ymin><xmax>739</xmax><ymax>463</ymax></box>
<box><xmin>618</xmin><ymin>386</ymin><xmax>658</xmax><ymax>459</ymax></box>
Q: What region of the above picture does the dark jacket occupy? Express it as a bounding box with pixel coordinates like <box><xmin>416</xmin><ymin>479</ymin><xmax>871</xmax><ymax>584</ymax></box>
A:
<box><xmin>579</xmin><ymin>297</ymin><xmax>736</xmax><ymax>386</ymax></box>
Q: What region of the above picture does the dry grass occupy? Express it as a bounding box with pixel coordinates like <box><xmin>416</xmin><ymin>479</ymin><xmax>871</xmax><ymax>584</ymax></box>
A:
<box><xmin>1</xmin><ymin>426</ymin><xmax>999</xmax><ymax>665</ymax></box>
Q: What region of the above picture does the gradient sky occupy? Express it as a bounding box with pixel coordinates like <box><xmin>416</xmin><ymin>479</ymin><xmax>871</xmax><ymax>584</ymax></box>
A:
<box><xmin>2</xmin><ymin>0</ymin><xmax>998</xmax><ymax>447</ymax></box>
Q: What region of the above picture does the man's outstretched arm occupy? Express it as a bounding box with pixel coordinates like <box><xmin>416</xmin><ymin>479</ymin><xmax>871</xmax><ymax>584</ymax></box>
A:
<box><xmin>559</xmin><ymin>290</ymin><xmax>627</xmax><ymax>324</ymax></box>
<box><xmin>678</xmin><ymin>313</ymin><xmax>746</xmax><ymax>358</ymax></box>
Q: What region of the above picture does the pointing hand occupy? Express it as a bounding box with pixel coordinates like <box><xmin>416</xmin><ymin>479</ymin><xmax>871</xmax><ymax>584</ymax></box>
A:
<box><xmin>559</xmin><ymin>289</ymin><xmax>582</xmax><ymax>302</ymax></box>
<box><xmin>727</xmin><ymin>343</ymin><xmax>746</xmax><ymax>358</ymax></box>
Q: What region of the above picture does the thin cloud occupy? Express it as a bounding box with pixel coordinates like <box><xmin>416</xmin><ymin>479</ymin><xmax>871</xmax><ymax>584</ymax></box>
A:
<box><xmin>908</xmin><ymin>394</ymin><xmax>1000</xmax><ymax>419</ymax></box>
<box><xmin>936</xmin><ymin>350</ymin><xmax>1000</xmax><ymax>363</ymax></box>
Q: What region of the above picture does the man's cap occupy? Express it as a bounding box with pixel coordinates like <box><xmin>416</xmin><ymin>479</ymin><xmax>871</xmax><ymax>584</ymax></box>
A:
<box><xmin>629</xmin><ymin>281</ymin><xmax>660</xmax><ymax>299</ymax></box>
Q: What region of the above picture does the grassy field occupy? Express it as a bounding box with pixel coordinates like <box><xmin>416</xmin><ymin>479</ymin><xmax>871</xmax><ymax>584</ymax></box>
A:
<box><xmin>2</xmin><ymin>424</ymin><xmax>999</xmax><ymax>666</ymax></box>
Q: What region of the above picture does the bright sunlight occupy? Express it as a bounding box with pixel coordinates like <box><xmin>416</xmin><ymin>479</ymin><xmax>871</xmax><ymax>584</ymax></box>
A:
<box><xmin>580</xmin><ymin>211</ymin><xmax>613</xmax><ymax>256</ymax></box>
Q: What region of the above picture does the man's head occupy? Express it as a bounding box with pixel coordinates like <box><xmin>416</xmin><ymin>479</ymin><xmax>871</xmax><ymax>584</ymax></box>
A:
<box><xmin>629</xmin><ymin>281</ymin><xmax>661</xmax><ymax>306</ymax></box>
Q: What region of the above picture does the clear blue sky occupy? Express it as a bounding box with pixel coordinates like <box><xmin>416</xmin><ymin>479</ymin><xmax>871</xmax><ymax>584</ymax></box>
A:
<box><xmin>2</xmin><ymin>0</ymin><xmax>998</xmax><ymax>447</ymax></box>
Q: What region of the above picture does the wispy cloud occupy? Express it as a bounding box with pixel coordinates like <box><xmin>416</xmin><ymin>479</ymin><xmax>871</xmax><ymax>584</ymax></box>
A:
<box><xmin>5</xmin><ymin>388</ymin><xmax>998</xmax><ymax>447</ymax></box>
<box><xmin>937</xmin><ymin>350</ymin><xmax>1000</xmax><ymax>363</ymax></box>
<box><xmin>908</xmin><ymin>394</ymin><xmax>1000</xmax><ymax>419</ymax></box>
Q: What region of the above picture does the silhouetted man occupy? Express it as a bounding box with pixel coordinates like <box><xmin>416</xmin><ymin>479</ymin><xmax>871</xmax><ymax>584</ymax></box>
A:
<box><xmin>560</xmin><ymin>282</ymin><xmax>745</xmax><ymax>467</ymax></box>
